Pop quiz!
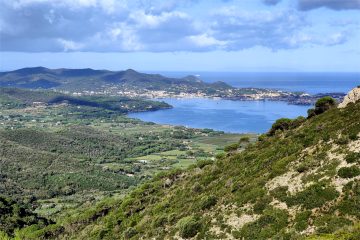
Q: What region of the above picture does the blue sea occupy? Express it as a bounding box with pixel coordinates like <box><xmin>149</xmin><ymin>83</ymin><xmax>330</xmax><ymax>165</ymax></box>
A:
<box><xmin>158</xmin><ymin>72</ymin><xmax>360</xmax><ymax>94</ymax></box>
<box><xmin>129</xmin><ymin>72</ymin><xmax>360</xmax><ymax>133</ymax></box>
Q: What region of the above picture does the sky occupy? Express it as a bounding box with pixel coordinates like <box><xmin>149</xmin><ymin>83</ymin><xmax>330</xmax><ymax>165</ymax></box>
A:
<box><xmin>0</xmin><ymin>0</ymin><xmax>359</xmax><ymax>72</ymax></box>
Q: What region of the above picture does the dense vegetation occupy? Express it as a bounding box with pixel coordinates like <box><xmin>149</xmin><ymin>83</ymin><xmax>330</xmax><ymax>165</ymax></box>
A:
<box><xmin>1</xmin><ymin>94</ymin><xmax>356</xmax><ymax>239</ymax></box>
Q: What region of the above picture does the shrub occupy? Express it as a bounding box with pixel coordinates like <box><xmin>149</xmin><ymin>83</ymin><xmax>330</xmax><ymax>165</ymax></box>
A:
<box><xmin>239</xmin><ymin>136</ymin><xmax>250</xmax><ymax>143</ymax></box>
<box><xmin>224</xmin><ymin>143</ymin><xmax>239</xmax><ymax>152</ymax></box>
<box><xmin>268</xmin><ymin>118</ymin><xmax>293</xmax><ymax>136</ymax></box>
<box><xmin>192</xmin><ymin>182</ymin><xmax>203</xmax><ymax>193</ymax></box>
<box><xmin>338</xmin><ymin>166</ymin><xmax>360</xmax><ymax>178</ymax></box>
<box><xmin>345</xmin><ymin>152</ymin><xmax>360</xmax><ymax>164</ymax></box>
<box><xmin>294</xmin><ymin>210</ymin><xmax>311</xmax><ymax>231</ymax></box>
<box><xmin>123</xmin><ymin>227</ymin><xmax>137</xmax><ymax>239</ymax></box>
<box><xmin>196</xmin><ymin>160</ymin><xmax>213</xmax><ymax>169</ymax></box>
<box><xmin>199</xmin><ymin>195</ymin><xmax>217</xmax><ymax>210</ymax></box>
<box><xmin>152</xmin><ymin>215</ymin><xmax>168</xmax><ymax>228</ymax></box>
<box><xmin>314</xmin><ymin>97</ymin><xmax>337</xmax><ymax>115</ymax></box>
<box><xmin>286</xmin><ymin>183</ymin><xmax>339</xmax><ymax>209</ymax></box>
<box><xmin>177</xmin><ymin>216</ymin><xmax>201</xmax><ymax>238</ymax></box>
<box><xmin>307</xmin><ymin>97</ymin><xmax>336</xmax><ymax>118</ymax></box>
<box><xmin>307</xmin><ymin>109</ymin><xmax>316</xmax><ymax>118</ymax></box>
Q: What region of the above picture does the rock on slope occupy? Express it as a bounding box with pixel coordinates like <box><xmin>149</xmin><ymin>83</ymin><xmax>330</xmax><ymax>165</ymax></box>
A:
<box><xmin>338</xmin><ymin>86</ymin><xmax>360</xmax><ymax>108</ymax></box>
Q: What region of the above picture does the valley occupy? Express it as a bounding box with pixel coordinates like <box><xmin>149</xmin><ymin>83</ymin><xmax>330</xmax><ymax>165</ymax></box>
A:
<box><xmin>0</xmin><ymin>87</ymin><xmax>253</xmax><ymax>225</ymax></box>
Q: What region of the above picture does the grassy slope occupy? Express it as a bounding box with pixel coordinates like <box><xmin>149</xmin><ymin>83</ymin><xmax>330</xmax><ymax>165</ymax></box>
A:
<box><xmin>16</xmin><ymin>100</ymin><xmax>360</xmax><ymax>239</ymax></box>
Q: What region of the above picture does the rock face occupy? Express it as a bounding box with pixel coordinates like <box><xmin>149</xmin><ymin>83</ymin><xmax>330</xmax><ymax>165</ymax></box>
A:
<box><xmin>338</xmin><ymin>86</ymin><xmax>360</xmax><ymax>108</ymax></box>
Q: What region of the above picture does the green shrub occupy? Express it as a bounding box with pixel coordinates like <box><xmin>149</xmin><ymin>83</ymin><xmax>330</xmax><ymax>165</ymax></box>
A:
<box><xmin>234</xmin><ymin>208</ymin><xmax>288</xmax><ymax>239</ymax></box>
<box><xmin>294</xmin><ymin>210</ymin><xmax>311</xmax><ymax>231</ymax></box>
<box><xmin>307</xmin><ymin>97</ymin><xmax>336</xmax><ymax>118</ymax></box>
<box><xmin>268</xmin><ymin>118</ymin><xmax>293</xmax><ymax>136</ymax></box>
<box><xmin>199</xmin><ymin>195</ymin><xmax>217</xmax><ymax>210</ymax></box>
<box><xmin>123</xmin><ymin>227</ymin><xmax>137</xmax><ymax>239</ymax></box>
<box><xmin>196</xmin><ymin>160</ymin><xmax>213</xmax><ymax>169</ymax></box>
<box><xmin>314</xmin><ymin>97</ymin><xmax>337</xmax><ymax>115</ymax></box>
<box><xmin>345</xmin><ymin>152</ymin><xmax>360</xmax><ymax>164</ymax></box>
<box><xmin>224</xmin><ymin>143</ymin><xmax>239</xmax><ymax>152</ymax></box>
<box><xmin>239</xmin><ymin>136</ymin><xmax>250</xmax><ymax>143</ymax></box>
<box><xmin>307</xmin><ymin>109</ymin><xmax>316</xmax><ymax>118</ymax></box>
<box><xmin>253</xmin><ymin>196</ymin><xmax>272</xmax><ymax>214</ymax></box>
<box><xmin>286</xmin><ymin>183</ymin><xmax>339</xmax><ymax>209</ymax></box>
<box><xmin>177</xmin><ymin>216</ymin><xmax>201</xmax><ymax>238</ymax></box>
<box><xmin>338</xmin><ymin>166</ymin><xmax>360</xmax><ymax>178</ymax></box>
<box><xmin>152</xmin><ymin>215</ymin><xmax>168</xmax><ymax>228</ymax></box>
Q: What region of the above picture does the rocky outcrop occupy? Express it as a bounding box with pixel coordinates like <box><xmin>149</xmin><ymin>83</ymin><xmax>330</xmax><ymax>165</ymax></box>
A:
<box><xmin>338</xmin><ymin>86</ymin><xmax>360</xmax><ymax>108</ymax></box>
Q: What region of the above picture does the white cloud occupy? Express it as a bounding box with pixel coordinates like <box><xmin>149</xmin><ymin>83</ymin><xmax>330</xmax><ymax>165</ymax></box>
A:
<box><xmin>187</xmin><ymin>34</ymin><xmax>227</xmax><ymax>48</ymax></box>
<box><xmin>57</xmin><ymin>38</ymin><xmax>84</xmax><ymax>51</ymax></box>
<box><xmin>0</xmin><ymin>0</ymin><xmax>356</xmax><ymax>52</ymax></box>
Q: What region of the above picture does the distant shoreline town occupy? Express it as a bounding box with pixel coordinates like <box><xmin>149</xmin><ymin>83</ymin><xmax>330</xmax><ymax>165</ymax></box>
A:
<box><xmin>0</xmin><ymin>67</ymin><xmax>346</xmax><ymax>106</ymax></box>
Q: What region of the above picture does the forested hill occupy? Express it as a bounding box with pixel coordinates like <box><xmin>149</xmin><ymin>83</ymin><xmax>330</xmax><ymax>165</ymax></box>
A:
<box><xmin>8</xmin><ymin>88</ymin><xmax>360</xmax><ymax>239</ymax></box>
<box><xmin>0</xmin><ymin>67</ymin><xmax>232</xmax><ymax>92</ymax></box>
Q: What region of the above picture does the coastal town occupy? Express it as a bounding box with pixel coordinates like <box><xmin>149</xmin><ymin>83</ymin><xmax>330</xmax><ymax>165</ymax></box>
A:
<box><xmin>61</xmin><ymin>83</ymin><xmax>346</xmax><ymax>106</ymax></box>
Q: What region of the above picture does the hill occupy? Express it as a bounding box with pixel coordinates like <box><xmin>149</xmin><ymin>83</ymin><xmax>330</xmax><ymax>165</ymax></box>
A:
<box><xmin>0</xmin><ymin>67</ymin><xmax>232</xmax><ymax>93</ymax></box>
<box><xmin>0</xmin><ymin>87</ymin><xmax>171</xmax><ymax>112</ymax></box>
<box><xmin>7</xmin><ymin>88</ymin><xmax>359</xmax><ymax>239</ymax></box>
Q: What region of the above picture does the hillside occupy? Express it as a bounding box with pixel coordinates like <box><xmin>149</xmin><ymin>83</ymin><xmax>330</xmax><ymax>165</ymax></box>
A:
<box><xmin>0</xmin><ymin>88</ymin><xmax>171</xmax><ymax>112</ymax></box>
<box><xmin>0</xmin><ymin>67</ymin><xmax>232</xmax><ymax>93</ymax></box>
<box><xmin>7</xmin><ymin>89</ymin><xmax>359</xmax><ymax>239</ymax></box>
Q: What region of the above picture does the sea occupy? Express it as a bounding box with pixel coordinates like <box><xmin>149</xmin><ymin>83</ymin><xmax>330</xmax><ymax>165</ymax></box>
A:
<box><xmin>128</xmin><ymin>72</ymin><xmax>360</xmax><ymax>133</ymax></box>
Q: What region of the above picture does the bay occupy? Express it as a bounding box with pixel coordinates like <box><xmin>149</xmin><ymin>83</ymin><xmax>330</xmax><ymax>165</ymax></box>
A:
<box><xmin>128</xmin><ymin>98</ymin><xmax>310</xmax><ymax>133</ymax></box>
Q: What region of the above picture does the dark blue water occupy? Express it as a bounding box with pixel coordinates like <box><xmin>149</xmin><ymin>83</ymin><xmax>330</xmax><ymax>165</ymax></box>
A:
<box><xmin>156</xmin><ymin>72</ymin><xmax>360</xmax><ymax>94</ymax></box>
<box><xmin>129</xmin><ymin>98</ymin><xmax>310</xmax><ymax>133</ymax></box>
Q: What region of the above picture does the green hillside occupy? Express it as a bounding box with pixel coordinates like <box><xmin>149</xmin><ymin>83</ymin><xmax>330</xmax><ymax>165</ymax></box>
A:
<box><xmin>4</xmin><ymin>94</ymin><xmax>358</xmax><ymax>239</ymax></box>
<box><xmin>0</xmin><ymin>67</ymin><xmax>232</xmax><ymax>93</ymax></box>
<box><xmin>1</xmin><ymin>87</ymin><xmax>254</xmax><ymax>239</ymax></box>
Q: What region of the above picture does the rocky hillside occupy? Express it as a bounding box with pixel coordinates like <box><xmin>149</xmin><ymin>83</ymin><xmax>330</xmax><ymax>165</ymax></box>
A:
<box><xmin>338</xmin><ymin>86</ymin><xmax>360</xmax><ymax>108</ymax></box>
<box><xmin>5</xmin><ymin>89</ymin><xmax>360</xmax><ymax>239</ymax></box>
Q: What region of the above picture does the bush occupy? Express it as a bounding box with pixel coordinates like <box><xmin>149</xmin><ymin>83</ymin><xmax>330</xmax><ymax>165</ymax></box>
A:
<box><xmin>314</xmin><ymin>97</ymin><xmax>336</xmax><ymax>115</ymax></box>
<box><xmin>196</xmin><ymin>160</ymin><xmax>213</xmax><ymax>169</ymax></box>
<box><xmin>294</xmin><ymin>210</ymin><xmax>311</xmax><ymax>231</ymax></box>
<box><xmin>345</xmin><ymin>152</ymin><xmax>360</xmax><ymax>164</ymax></box>
<box><xmin>199</xmin><ymin>195</ymin><xmax>217</xmax><ymax>210</ymax></box>
<box><xmin>338</xmin><ymin>166</ymin><xmax>360</xmax><ymax>178</ymax></box>
<box><xmin>123</xmin><ymin>227</ymin><xmax>137</xmax><ymax>239</ymax></box>
<box><xmin>307</xmin><ymin>97</ymin><xmax>336</xmax><ymax>118</ymax></box>
<box><xmin>268</xmin><ymin>118</ymin><xmax>293</xmax><ymax>136</ymax></box>
<box><xmin>239</xmin><ymin>136</ymin><xmax>250</xmax><ymax>143</ymax></box>
<box><xmin>224</xmin><ymin>143</ymin><xmax>239</xmax><ymax>152</ymax></box>
<box><xmin>177</xmin><ymin>216</ymin><xmax>201</xmax><ymax>238</ymax></box>
<box><xmin>286</xmin><ymin>183</ymin><xmax>339</xmax><ymax>209</ymax></box>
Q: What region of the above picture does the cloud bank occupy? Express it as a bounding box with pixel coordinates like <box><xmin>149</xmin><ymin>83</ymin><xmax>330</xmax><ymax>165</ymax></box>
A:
<box><xmin>298</xmin><ymin>0</ymin><xmax>360</xmax><ymax>11</ymax></box>
<box><xmin>0</xmin><ymin>0</ymin><xmax>357</xmax><ymax>52</ymax></box>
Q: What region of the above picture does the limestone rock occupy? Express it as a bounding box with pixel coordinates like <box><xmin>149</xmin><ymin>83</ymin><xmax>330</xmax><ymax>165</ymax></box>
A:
<box><xmin>338</xmin><ymin>86</ymin><xmax>360</xmax><ymax>108</ymax></box>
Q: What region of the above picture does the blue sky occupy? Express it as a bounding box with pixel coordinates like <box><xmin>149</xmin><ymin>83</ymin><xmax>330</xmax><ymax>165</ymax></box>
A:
<box><xmin>0</xmin><ymin>0</ymin><xmax>359</xmax><ymax>71</ymax></box>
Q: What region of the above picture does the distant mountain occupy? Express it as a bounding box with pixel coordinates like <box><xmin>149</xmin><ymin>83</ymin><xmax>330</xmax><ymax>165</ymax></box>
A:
<box><xmin>0</xmin><ymin>67</ymin><xmax>232</xmax><ymax>92</ymax></box>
